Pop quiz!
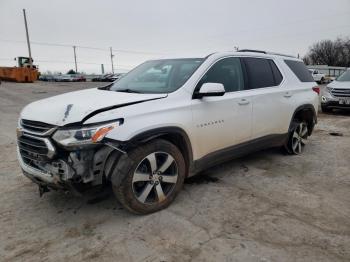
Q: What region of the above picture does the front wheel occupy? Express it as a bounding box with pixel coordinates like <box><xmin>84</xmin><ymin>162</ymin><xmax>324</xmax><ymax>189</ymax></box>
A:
<box><xmin>111</xmin><ymin>139</ymin><xmax>186</xmax><ymax>214</ymax></box>
<box><xmin>285</xmin><ymin>121</ymin><xmax>308</xmax><ymax>155</ymax></box>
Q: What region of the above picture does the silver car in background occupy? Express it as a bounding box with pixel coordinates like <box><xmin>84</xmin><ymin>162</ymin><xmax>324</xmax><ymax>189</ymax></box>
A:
<box><xmin>321</xmin><ymin>69</ymin><xmax>350</xmax><ymax>112</ymax></box>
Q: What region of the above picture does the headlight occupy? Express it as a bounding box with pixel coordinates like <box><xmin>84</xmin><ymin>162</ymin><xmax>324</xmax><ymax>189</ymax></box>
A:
<box><xmin>52</xmin><ymin>120</ymin><xmax>122</xmax><ymax>147</ymax></box>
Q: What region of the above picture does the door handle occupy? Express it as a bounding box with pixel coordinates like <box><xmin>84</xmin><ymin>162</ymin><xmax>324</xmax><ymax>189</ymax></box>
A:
<box><xmin>238</xmin><ymin>99</ymin><xmax>250</xmax><ymax>105</ymax></box>
<box><xmin>284</xmin><ymin>92</ymin><xmax>292</xmax><ymax>98</ymax></box>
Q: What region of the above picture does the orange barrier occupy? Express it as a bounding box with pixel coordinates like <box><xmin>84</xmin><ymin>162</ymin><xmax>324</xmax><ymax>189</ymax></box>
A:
<box><xmin>0</xmin><ymin>67</ymin><xmax>39</xmax><ymax>83</ymax></box>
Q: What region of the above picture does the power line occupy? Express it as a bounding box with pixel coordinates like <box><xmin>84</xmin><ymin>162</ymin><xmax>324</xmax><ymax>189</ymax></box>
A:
<box><xmin>0</xmin><ymin>38</ymin><xmax>164</xmax><ymax>55</ymax></box>
<box><xmin>37</xmin><ymin>59</ymin><xmax>132</xmax><ymax>68</ymax></box>
<box><xmin>0</xmin><ymin>57</ymin><xmax>133</xmax><ymax>69</ymax></box>
<box><xmin>1</xmin><ymin>10</ymin><xmax>348</xmax><ymax>56</ymax></box>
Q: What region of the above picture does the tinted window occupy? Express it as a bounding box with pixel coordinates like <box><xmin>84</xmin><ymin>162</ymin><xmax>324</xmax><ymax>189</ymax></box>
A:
<box><xmin>269</xmin><ymin>60</ymin><xmax>283</xmax><ymax>85</ymax></box>
<box><xmin>243</xmin><ymin>58</ymin><xmax>276</xmax><ymax>89</ymax></box>
<box><xmin>199</xmin><ymin>57</ymin><xmax>244</xmax><ymax>92</ymax></box>
<box><xmin>284</xmin><ymin>60</ymin><xmax>314</xmax><ymax>82</ymax></box>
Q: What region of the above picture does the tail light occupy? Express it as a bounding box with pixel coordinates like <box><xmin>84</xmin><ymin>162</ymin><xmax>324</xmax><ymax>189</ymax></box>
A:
<box><xmin>312</xmin><ymin>86</ymin><xmax>320</xmax><ymax>95</ymax></box>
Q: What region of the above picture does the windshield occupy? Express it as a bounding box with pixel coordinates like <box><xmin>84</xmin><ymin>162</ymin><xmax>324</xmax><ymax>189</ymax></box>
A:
<box><xmin>109</xmin><ymin>58</ymin><xmax>203</xmax><ymax>93</ymax></box>
<box><xmin>336</xmin><ymin>70</ymin><xmax>350</xmax><ymax>82</ymax></box>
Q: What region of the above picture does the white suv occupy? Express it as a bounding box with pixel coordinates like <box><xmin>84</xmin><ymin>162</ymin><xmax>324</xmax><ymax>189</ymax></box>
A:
<box><xmin>17</xmin><ymin>50</ymin><xmax>319</xmax><ymax>214</ymax></box>
<box><xmin>308</xmin><ymin>69</ymin><xmax>325</xmax><ymax>84</ymax></box>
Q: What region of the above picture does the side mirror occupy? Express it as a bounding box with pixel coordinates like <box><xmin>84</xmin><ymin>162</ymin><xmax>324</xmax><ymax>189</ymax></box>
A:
<box><xmin>195</xmin><ymin>83</ymin><xmax>225</xmax><ymax>98</ymax></box>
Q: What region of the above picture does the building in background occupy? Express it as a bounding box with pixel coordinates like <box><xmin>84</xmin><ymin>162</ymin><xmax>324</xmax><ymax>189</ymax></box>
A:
<box><xmin>307</xmin><ymin>65</ymin><xmax>348</xmax><ymax>78</ymax></box>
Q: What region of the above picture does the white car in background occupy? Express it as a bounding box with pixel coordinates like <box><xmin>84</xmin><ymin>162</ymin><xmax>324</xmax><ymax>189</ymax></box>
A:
<box><xmin>308</xmin><ymin>69</ymin><xmax>325</xmax><ymax>84</ymax></box>
<box><xmin>321</xmin><ymin>69</ymin><xmax>350</xmax><ymax>112</ymax></box>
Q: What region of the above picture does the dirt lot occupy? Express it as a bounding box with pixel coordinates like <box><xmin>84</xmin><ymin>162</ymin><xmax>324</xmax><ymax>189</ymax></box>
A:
<box><xmin>0</xmin><ymin>81</ymin><xmax>349</xmax><ymax>262</ymax></box>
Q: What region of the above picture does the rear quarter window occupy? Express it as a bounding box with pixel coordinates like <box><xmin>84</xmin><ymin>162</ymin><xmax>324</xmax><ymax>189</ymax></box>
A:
<box><xmin>242</xmin><ymin>57</ymin><xmax>282</xmax><ymax>89</ymax></box>
<box><xmin>284</xmin><ymin>60</ymin><xmax>314</xmax><ymax>82</ymax></box>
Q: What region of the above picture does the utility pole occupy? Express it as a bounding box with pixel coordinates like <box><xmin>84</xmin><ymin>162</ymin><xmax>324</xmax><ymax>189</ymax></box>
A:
<box><xmin>101</xmin><ymin>64</ymin><xmax>105</xmax><ymax>74</ymax></box>
<box><xmin>23</xmin><ymin>9</ymin><xmax>33</xmax><ymax>68</ymax></box>
<box><xmin>73</xmin><ymin>46</ymin><xmax>78</xmax><ymax>73</ymax></box>
<box><xmin>110</xmin><ymin>47</ymin><xmax>114</xmax><ymax>74</ymax></box>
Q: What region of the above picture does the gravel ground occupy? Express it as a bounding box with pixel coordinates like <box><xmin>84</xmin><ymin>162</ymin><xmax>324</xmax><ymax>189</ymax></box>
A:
<box><xmin>0</xmin><ymin>82</ymin><xmax>349</xmax><ymax>262</ymax></box>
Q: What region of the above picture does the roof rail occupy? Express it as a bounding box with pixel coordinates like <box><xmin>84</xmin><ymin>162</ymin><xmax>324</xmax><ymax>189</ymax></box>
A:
<box><xmin>237</xmin><ymin>49</ymin><xmax>266</xmax><ymax>54</ymax></box>
<box><xmin>237</xmin><ymin>49</ymin><xmax>296</xmax><ymax>58</ymax></box>
<box><xmin>267</xmin><ymin>52</ymin><xmax>296</xmax><ymax>58</ymax></box>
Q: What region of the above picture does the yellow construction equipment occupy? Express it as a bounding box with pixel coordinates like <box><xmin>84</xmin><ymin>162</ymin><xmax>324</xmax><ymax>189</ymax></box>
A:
<box><xmin>0</xmin><ymin>57</ymin><xmax>39</xmax><ymax>83</ymax></box>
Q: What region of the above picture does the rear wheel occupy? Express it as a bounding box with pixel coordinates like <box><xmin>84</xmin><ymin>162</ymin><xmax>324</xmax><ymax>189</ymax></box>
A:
<box><xmin>111</xmin><ymin>139</ymin><xmax>186</xmax><ymax>214</ymax></box>
<box><xmin>285</xmin><ymin>121</ymin><xmax>308</xmax><ymax>155</ymax></box>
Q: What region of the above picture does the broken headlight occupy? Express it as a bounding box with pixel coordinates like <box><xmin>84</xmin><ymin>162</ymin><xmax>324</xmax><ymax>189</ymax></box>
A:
<box><xmin>52</xmin><ymin>120</ymin><xmax>123</xmax><ymax>147</ymax></box>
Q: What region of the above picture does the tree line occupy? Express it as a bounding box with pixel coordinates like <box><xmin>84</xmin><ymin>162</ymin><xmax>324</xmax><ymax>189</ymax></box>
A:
<box><xmin>303</xmin><ymin>37</ymin><xmax>350</xmax><ymax>67</ymax></box>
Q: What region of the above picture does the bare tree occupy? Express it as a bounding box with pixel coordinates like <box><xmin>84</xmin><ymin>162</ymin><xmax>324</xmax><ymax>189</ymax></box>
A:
<box><xmin>303</xmin><ymin>37</ymin><xmax>350</xmax><ymax>67</ymax></box>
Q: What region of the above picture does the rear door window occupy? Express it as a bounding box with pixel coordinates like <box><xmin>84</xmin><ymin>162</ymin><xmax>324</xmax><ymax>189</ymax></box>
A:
<box><xmin>242</xmin><ymin>58</ymin><xmax>280</xmax><ymax>89</ymax></box>
<box><xmin>284</xmin><ymin>60</ymin><xmax>314</xmax><ymax>82</ymax></box>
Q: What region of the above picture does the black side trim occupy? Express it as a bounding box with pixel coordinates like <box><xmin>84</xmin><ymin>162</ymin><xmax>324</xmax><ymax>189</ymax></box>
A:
<box><xmin>131</xmin><ymin>127</ymin><xmax>193</xmax><ymax>162</ymax></box>
<box><xmin>193</xmin><ymin>91</ymin><xmax>225</xmax><ymax>99</ymax></box>
<box><xmin>192</xmin><ymin>134</ymin><xmax>288</xmax><ymax>174</ymax></box>
<box><xmin>289</xmin><ymin>104</ymin><xmax>317</xmax><ymax>134</ymax></box>
<box><xmin>105</xmin><ymin>126</ymin><xmax>194</xmax><ymax>171</ymax></box>
<box><xmin>240</xmin><ymin>57</ymin><xmax>249</xmax><ymax>90</ymax></box>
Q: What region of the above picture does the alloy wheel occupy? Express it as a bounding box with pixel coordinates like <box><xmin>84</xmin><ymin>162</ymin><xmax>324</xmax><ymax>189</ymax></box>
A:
<box><xmin>291</xmin><ymin>122</ymin><xmax>308</xmax><ymax>154</ymax></box>
<box><xmin>132</xmin><ymin>152</ymin><xmax>178</xmax><ymax>204</ymax></box>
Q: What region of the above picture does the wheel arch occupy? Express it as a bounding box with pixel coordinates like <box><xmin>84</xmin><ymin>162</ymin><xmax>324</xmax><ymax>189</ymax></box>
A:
<box><xmin>289</xmin><ymin>104</ymin><xmax>317</xmax><ymax>135</ymax></box>
<box><xmin>125</xmin><ymin>127</ymin><xmax>194</xmax><ymax>177</ymax></box>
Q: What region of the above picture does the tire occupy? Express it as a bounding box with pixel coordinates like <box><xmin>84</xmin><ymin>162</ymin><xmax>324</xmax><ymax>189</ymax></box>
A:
<box><xmin>285</xmin><ymin>121</ymin><xmax>309</xmax><ymax>155</ymax></box>
<box><xmin>321</xmin><ymin>105</ymin><xmax>332</xmax><ymax>113</ymax></box>
<box><xmin>111</xmin><ymin>139</ymin><xmax>186</xmax><ymax>214</ymax></box>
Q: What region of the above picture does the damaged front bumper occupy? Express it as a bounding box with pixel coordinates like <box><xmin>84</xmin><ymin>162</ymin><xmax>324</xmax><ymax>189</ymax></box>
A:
<box><xmin>18</xmin><ymin>146</ymin><xmax>57</xmax><ymax>184</ymax></box>
<box><xmin>17</xmin><ymin>131</ymin><xmax>115</xmax><ymax>193</ymax></box>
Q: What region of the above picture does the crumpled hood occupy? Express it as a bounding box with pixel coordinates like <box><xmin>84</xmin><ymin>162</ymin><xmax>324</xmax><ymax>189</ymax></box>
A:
<box><xmin>328</xmin><ymin>80</ymin><xmax>350</xmax><ymax>89</ymax></box>
<box><xmin>20</xmin><ymin>88</ymin><xmax>166</xmax><ymax>126</ymax></box>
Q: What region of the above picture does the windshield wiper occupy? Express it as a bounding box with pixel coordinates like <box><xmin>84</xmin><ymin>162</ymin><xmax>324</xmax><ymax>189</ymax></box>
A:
<box><xmin>116</xmin><ymin>89</ymin><xmax>141</xmax><ymax>93</ymax></box>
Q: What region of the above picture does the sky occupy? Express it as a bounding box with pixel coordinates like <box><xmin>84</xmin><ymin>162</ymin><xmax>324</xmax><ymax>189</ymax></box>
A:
<box><xmin>0</xmin><ymin>0</ymin><xmax>349</xmax><ymax>74</ymax></box>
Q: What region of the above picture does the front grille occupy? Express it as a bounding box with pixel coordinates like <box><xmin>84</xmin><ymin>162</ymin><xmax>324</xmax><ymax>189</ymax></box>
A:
<box><xmin>330</xmin><ymin>88</ymin><xmax>350</xmax><ymax>97</ymax></box>
<box><xmin>18</xmin><ymin>135</ymin><xmax>50</xmax><ymax>165</ymax></box>
<box><xmin>21</xmin><ymin>119</ymin><xmax>55</xmax><ymax>134</ymax></box>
